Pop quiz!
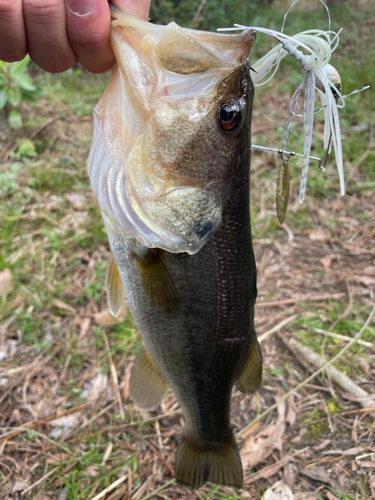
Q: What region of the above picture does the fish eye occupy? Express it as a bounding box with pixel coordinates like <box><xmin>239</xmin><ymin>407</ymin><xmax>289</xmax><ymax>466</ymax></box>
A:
<box><xmin>219</xmin><ymin>100</ymin><xmax>241</xmax><ymax>132</ymax></box>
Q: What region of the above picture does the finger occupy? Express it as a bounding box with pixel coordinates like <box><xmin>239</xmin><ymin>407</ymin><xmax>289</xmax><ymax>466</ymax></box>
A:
<box><xmin>23</xmin><ymin>0</ymin><xmax>76</xmax><ymax>73</ymax></box>
<box><xmin>0</xmin><ymin>0</ymin><xmax>27</xmax><ymax>62</ymax></box>
<box><xmin>112</xmin><ymin>0</ymin><xmax>151</xmax><ymax>21</ymax></box>
<box><xmin>65</xmin><ymin>0</ymin><xmax>115</xmax><ymax>74</ymax></box>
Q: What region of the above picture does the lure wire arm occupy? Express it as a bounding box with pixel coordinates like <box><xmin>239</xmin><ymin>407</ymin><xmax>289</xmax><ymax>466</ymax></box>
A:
<box><xmin>251</xmin><ymin>144</ymin><xmax>323</xmax><ymax>170</ymax></box>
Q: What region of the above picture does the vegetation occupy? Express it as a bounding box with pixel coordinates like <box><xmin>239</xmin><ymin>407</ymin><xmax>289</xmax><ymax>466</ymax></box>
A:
<box><xmin>0</xmin><ymin>0</ymin><xmax>374</xmax><ymax>499</ymax></box>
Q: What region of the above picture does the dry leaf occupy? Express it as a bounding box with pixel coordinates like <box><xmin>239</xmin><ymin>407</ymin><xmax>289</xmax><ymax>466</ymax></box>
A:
<box><xmin>320</xmin><ymin>254</ymin><xmax>334</xmax><ymax>271</ymax></box>
<box><xmin>312</xmin><ymin>439</ymin><xmax>331</xmax><ymax>451</ymax></box>
<box><xmin>33</xmin><ymin>493</ymin><xmax>51</xmax><ymax>500</ymax></box>
<box><xmin>283</xmin><ymin>463</ymin><xmax>298</xmax><ymax>490</ymax></box>
<box><xmin>241</xmin><ymin>401</ymin><xmax>285</xmax><ymax>470</ymax></box>
<box><xmin>0</xmin><ymin>269</ymin><xmax>13</xmax><ymax>300</ymax></box>
<box><xmin>300</xmin><ymin>467</ymin><xmax>346</xmax><ymax>494</ymax></box>
<box><xmin>94</xmin><ymin>305</ymin><xmax>128</xmax><ymax>327</ymax></box>
<box><xmin>49</xmin><ymin>412</ymin><xmax>82</xmax><ymax>439</ymax></box>
<box><xmin>87</xmin><ymin>373</ymin><xmax>108</xmax><ymax>403</ymax></box>
<box><xmin>46</xmin><ymin>453</ymin><xmax>70</xmax><ymax>464</ymax></box>
<box><xmin>261</xmin><ymin>480</ymin><xmax>294</xmax><ymax>500</ymax></box>
<box><xmin>326</xmin><ymin>493</ymin><xmax>338</xmax><ymax>500</ymax></box>
<box><xmin>358</xmin><ymin>461</ymin><xmax>375</xmax><ymax>469</ymax></box>
<box><xmin>65</xmin><ymin>192</ymin><xmax>86</xmax><ymax>210</ymax></box>
<box><xmin>52</xmin><ymin>299</ymin><xmax>76</xmax><ymax>314</ymax></box>
<box><xmin>12</xmin><ymin>480</ymin><xmax>29</xmax><ymax>493</ymax></box>
<box><xmin>85</xmin><ymin>464</ymin><xmax>100</xmax><ymax>477</ymax></box>
<box><xmin>308</xmin><ymin>229</ymin><xmax>330</xmax><ymax>241</ymax></box>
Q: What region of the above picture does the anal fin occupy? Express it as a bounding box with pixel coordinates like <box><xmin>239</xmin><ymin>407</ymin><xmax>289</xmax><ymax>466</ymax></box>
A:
<box><xmin>105</xmin><ymin>256</ymin><xmax>125</xmax><ymax>317</ymax></box>
<box><xmin>129</xmin><ymin>347</ymin><xmax>169</xmax><ymax>410</ymax></box>
<box><xmin>235</xmin><ymin>332</ymin><xmax>262</xmax><ymax>393</ymax></box>
<box><xmin>175</xmin><ymin>433</ymin><xmax>243</xmax><ymax>489</ymax></box>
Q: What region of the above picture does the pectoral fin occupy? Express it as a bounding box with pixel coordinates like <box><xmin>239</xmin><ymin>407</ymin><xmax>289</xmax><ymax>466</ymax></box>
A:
<box><xmin>235</xmin><ymin>333</ymin><xmax>262</xmax><ymax>393</ymax></box>
<box><xmin>105</xmin><ymin>256</ymin><xmax>125</xmax><ymax>317</ymax></box>
<box><xmin>129</xmin><ymin>347</ymin><xmax>169</xmax><ymax>410</ymax></box>
<box><xmin>134</xmin><ymin>248</ymin><xmax>179</xmax><ymax>314</ymax></box>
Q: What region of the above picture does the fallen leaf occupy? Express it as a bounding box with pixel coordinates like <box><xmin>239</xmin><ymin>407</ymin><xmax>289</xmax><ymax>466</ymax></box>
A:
<box><xmin>65</xmin><ymin>192</ymin><xmax>86</xmax><ymax>210</ymax></box>
<box><xmin>300</xmin><ymin>467</ymin><xmax>347</xmax><ymax>494</ymax></box>
<box><xmin>94</xmin><ymin>305</ymin><xmax>128</xmax><ymax>327</ymax></box>
<box><xmin>46</xmin><ymin>453</ymin><xmax>70</xmax><ymax>465</ymax></box>
<box><xmin>33</xmin><ymin>493</ymin><xmax>51</xmax><ymax>500</ymax></box>
<box><xmin>261</xmin><ymin>480</ymin><xmax>294</xmax><ymax>500</ymax></box>
<box><xmin>312</xmin><ymin>439</ymin><xmax>331</xmax><ymax>452</ymax></box>
<box><xmin>283</xmin><ymin>462</ymin><xmax>298</xmax><ymax>490</ymax></box>
<box><xmin>50</xmin><ymin>412</ymin><xmax>82</xmax><ymax>427</ymax></box>
<box><xmin>85</xmin><ymin>464</ymin><xmax>100</xmax><ymax>477</ymax></box>
<box><xmin>87</xmin><ymin>373</ymin><xmax>108</xmax><ymax>403</ymax></box>
<box><xmin>52</xmin><ymin>299</ymin><xmax>76</xmax><ymax>314</ymax></box>
<box><xmin>308</xmin><ymin>229</ymin><xmax>330</xmax><ymax>241</ymax></box>
<box><xmin>358</xmin><ymin>461</ymin><xmax>375</xmax><ymax>469</ymax></box>
<box><xmin>12</xmin><ymin>480</ymin><xmax>29</xmax><ymax>493</ymax></box>
<box><xmin>0</xmin><ymin>269</ymin><xmax>13</xmax><ymax>300</ymax></box>
<box><xmin>326</xmin><ymin>493</ymin><xmax>338</xmax><ymax>500</ymax></box>
<box><xmin>246</xmin><ymin>459</ymin><xmax>289</xmax><ymax>484</ymax></box>
<box><xmin>320</xmin><ymin>254</ymin><xmax>334</xmax><ymax>271</ymax></box>
<box><xmin>241</xmin><ymin>395</ymin><xmax>286</xmax><ymax>470</ymax></box>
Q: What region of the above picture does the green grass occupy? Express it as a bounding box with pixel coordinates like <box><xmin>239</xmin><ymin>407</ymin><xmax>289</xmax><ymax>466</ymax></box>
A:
<box><xmin>1</xmin><ymin>1</ymin><xmax>374</xmax><ymax>498</ymax></box>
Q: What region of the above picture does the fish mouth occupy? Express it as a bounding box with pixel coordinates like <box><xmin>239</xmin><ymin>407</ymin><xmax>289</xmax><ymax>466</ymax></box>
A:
<box><xmin>88</xmin><ymin>10</ymin><xmax>255</xmax><ymax>254</ymax></box>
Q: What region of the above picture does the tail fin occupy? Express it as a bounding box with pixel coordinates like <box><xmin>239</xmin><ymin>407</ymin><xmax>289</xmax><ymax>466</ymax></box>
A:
<box><xmin>175</xmin><ymin>433</ymin><xmax>243</xmax><ymax>490</ymax></box>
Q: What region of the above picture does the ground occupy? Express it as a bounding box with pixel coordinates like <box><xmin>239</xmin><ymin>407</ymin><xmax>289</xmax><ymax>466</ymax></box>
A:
<box><xmin>0</xmin><ymin>1</ymin><xmax>375</xmax><ymax>499</ymax></box>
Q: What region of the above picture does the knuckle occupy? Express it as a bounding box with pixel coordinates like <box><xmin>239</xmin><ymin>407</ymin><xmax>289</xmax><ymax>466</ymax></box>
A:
<box><xmin>0</xmin><ymin>0</ymin><xmax>17</xmax><ymax>16</ymax></box>
<box><xmin>71</xmin><ymin>31</ymin><xmax>106</xmax><ymax>52</ymax></box>
<box><xmin>24</xmin><ymin>0</ymin><xmax>61</xmax><ymax>24</ymax></box>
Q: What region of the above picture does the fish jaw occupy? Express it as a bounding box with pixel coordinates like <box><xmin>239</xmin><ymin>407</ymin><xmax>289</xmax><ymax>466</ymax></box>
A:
<box><xmin>87</xmin><ymin>11</ymin><xmax>255</xmax><ymax>254</ymax></box>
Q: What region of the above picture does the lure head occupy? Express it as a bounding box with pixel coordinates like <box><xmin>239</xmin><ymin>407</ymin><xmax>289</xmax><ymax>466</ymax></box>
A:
<box><xmin>319</xmin><ymin>63</ymin><xmax>342</xmax><ymax>96</ymax></box>
<box><xmin>87</xmin><ymin>9</ymin><xmax>255</xmax><ymax>254</ymax></box>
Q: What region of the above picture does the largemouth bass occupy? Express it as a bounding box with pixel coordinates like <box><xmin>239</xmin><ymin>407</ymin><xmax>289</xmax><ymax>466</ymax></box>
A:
<box><xmin>87</xmin><ymin>8</ymin><xmax>262</xmax><ymax>490</ymax></box>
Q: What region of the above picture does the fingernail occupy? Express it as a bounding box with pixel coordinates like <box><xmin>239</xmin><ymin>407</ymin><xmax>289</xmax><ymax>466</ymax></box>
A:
<box><xmin>65</xmin><ymin>0</ymin><xmax>96</xmax><ymax>16</ymax></box>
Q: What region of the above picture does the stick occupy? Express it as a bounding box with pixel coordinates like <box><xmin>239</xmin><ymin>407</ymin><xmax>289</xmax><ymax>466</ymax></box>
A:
<box><xmin>91</xmin><ymin>474</ymin><xmax>129</xmax><ymax>500</ymax></box>
<box><xmin>310</xmin><ymin>328</ymin><xmax>372</xmax><ymax>348</ymax></box>
<box><xmin>290</xmin><ymin>338</ymin><xmax>375</xmax><ymax>415</ymax></box>
<box><xmin>258</xmin><ymin>314</ymin><xmax>298</xmax><ymax>343</ymax></box>
<box><xmin>238</xmin><ymin>304</ymin><xmax>375</xmax><ymax>436</ymax></box>
<box><xmin>103</xmin><ymin>331</ymin><xmax>125</xmax><ymax>420</ymax></box>
<box><xmin>139</xmin><ymin>479</ymin><xmax>175</xmax><ymax>500</ymax></box>
<box><xmin>256</xmin><ymin>292</ymin><xmax>345</xmax><ymax>308</ymax></box>
<box><xmin>21</xmin><ymin>466</ymin><xmax>59</xmax><ymax>496</ymax></box>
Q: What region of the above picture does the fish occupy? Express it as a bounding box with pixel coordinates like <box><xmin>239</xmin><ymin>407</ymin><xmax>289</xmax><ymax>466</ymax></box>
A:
<box><xmin>87</xmin><ymin>7</ymin><xmax>262</xmax><ymax>490</ymax></box>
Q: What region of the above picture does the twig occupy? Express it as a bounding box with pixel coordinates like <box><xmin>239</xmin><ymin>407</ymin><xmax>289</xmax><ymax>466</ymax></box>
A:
<box><xmin>309</xmin><ymin>327</ymin><xmax>372</xmax><ymax>348</ymax></box>
<box><xmin>21</xmin><ymin>466</ymin><xmax>59</xmax><ymax>496</ymax></box>
<box><xmin>258</xmin><ymin>314</ymin><xmax>298</xmax><ymax>343</ymax></box>
<box><xmin>189</xmin><ymin>0</ymin><xmax>207</xmax><ymax>28</ymax></box>
<box><xmin>0</xmin><ymin>403</ymin><xmax>89</xmax><ymax>443</ymax></box>
<box><xmin>0</xmin><ymin>427</ymin><xmax>72</xmax><ymax>454</ymax></box>
<box><xmin>91</xmin><ymin>474</ymin><xmax>129</xmax><ymax>500</ymax></box>
<box><xmin>290</xmin><ymin>338</ymin><xmax>375</xmax><ymax>416</ymax></box>
<box><xmin>103</xmin><ymin>330</ymin><xmax>125</xmax><ymax>420</ymax></box>
<box><xmin>239</xmin><ymin>304</ymin><xmax>375</xmax><ymax>436</ymax></box>
<box><xmin>80</xmin><ymin>400</ymin><xmax>117</xmax><ymax>430</ymax></box>
<box><xmin>256</xmin><ymin>292</ymin><xmax>345</xmax><ymax>308</ymax></box>
<box><xmin>139</xmin><ymin>479</ymin><xmax>176</xmax><ymax>500</ymax></box>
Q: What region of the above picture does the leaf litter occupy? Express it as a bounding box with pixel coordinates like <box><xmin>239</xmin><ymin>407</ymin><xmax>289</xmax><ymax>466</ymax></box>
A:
<box><xmin>1</xmin><ymin>3</ymin><xmax>375</xmax><ymax>499</ymax></box>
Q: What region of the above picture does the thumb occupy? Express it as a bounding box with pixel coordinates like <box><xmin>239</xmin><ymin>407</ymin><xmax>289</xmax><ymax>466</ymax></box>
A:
<box><xmin>111</xmin><ymin>0</ymin><xmax>151</xmax><ymax>21</ymax></box>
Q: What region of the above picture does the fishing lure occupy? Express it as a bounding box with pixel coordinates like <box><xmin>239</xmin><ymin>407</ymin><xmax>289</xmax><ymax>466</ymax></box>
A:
<box><xmin>219</xmin><ymin>0</ymin><xmax>368</xmax><ymax>222</ymax></box>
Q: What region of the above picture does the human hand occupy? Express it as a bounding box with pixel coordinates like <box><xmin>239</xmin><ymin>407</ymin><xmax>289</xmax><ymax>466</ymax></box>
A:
<box><xmin>0</xmin><ymin>0</ymin><xmax>151</xmax><ymax>73</ymax></box>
